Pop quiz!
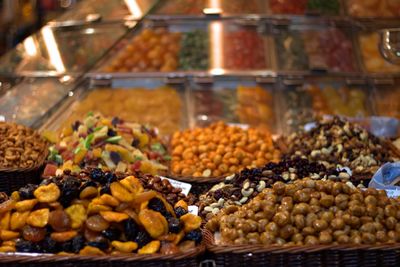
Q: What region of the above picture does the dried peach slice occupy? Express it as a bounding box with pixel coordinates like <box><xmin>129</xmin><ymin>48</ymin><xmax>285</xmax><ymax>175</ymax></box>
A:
<box><xmin>0</xmin><ymin>230</ymin><xmax>20</xmax><ymax>241</ymax></box>
<box><xmin>138</xmin><ymin>240</ymin><xmax>160</xmax><ymax>254</ymax></box>
<box><xmin>26</xmin><ymin>208</ymin><xmax>49</xmax><ymax>228</ymax></box>
<box><xmin>65</xmin><ymin>204</ymin><xmax>86</xmax><ymax>229</ymax></box>
<box><xmin>79</xmin><ymin>245</ymin><xmax>105</xmax><ymax>256</ymax></box>
<box><xmin>34</xmin><ymin>183</ymin><xmax>60</xmax><ymax>203</ymax></box>
<box><xmin>180</xmin><ymin>214</ymin><xmax>201</xmax><ymax>233</ymax></box>
<box><xmin>110</xmin><ymin>182</ymin><xmax>134</xmax><ymax>202</ymax></box>
<box><xmin>100</xmin><ymin>211</ymin><xmax>129</xmax><ymax>223</ymax></box>
<box><xmin>111</xmin><ymin>241</ymin><xmax>138</xmax><ymax>253</ymax></box>
<box><xmin>10</xmin><ymin>211</ymin><xmax>29</xmax><ymax>230</ymax></box>
<box><xmin>15</xmin><ymin>199</ymin><xmax>38</xmax><ymax>212</ymax></box>
<box><xmin>51</xmin><ymin>231</ymin><xmax>78</xmax><ymax>242</ymax></box>
<box><xmin>0</xmin><ymin>211</ymin><xmax>10</xmax><ymax>230</ymax></box>
<box><xmin>138</xmin><ymin>209</ymin><xmax>168</xmax><ymax>238</ymax></box>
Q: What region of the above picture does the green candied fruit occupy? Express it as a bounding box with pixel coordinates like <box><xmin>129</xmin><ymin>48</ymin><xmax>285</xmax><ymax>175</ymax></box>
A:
<box><xmin>179</xmin><ymin>30</ymin><xmax>209</xmax><ymax>70</ymax></box>
<box><xmin>307</xmin><ymin>0</ymin><xmax>340</xmax><ymax>15</ymax></box>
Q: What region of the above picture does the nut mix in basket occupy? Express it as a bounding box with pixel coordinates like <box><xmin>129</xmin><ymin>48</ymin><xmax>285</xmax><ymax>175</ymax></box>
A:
<box><xmin>43</xmin><ymin>113</ymin><xmax>170</xmax><ymax>176</ymax></box>
<box><xmin>206</xmin><ymin>179</ymin><xmax>400</xmax><ymax>246</ymax></box>
<box><xmin>0</xmin><ymin>171</ymin><xmax>202</xmax><ymax>255</ymax></box>
<box><xmin>284</xmin><ymin>117</ymin><xmax>400</xmax><ymax>177</ymax></box>
<box><xmin>0</xmin><ymin>122</ymin><xmax>47</xmax><ymax>169</ymax></box>
<box><xmin>170</xmin><ymin>121</ymin><xmax>280</xmax><ymax>178</ymax></box>
<box><xmin>198</xmin><ymin>158</ymin><xmax>360</xmax><ymax>220</ymax></box>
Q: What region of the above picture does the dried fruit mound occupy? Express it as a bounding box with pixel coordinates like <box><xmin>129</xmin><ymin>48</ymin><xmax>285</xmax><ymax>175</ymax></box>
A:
<box><xmin>0</xmin><ymin>172</ymin><xmax>202</xmax><ymax>255</ymax></box>
<box><xmin>43</xmin><ymin>113</ymin><xmax>170</xmax><ymax>176</ymax></box>
<box><xmin>283</xmin><ymin>117</ymin><xmax>399</xmax><ymax>177</ymax></box>
<box><xmin>198</xmin><ymin>158</ymin><xmax>360</xmax><ymax>221</ymax></box>
<box><xmin>207</xmin><ymin>179</ymin><xmax>400</xmax><ymax>246</ymax></box>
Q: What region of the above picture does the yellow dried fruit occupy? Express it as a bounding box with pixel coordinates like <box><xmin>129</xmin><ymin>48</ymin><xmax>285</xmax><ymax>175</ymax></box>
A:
<box><xmin>0</xmin><ymin>199</ymin><xmax>16</xmax><ymax>213</ymax></box>
<box><xmin>100</xmin><ymin>211</ymin><xmax>129</xmax><ymax>222</ymax></box>
<box><xmin>87</xmin><ymin>203</ymin><xmax>112</xmax><ymax>214</ymax></box>
<box><xmin>111</xmin><ymin>241</ymin><xmax>138</xmax><ymax>253</ymax></box>
<box><xmin>110</xmin><ymin>182</ymin><xmax>134</xmax><ymax>202</ymax></box>
<box><xmin>15</xmin><ymin>199</ymin><xmax>38</xmax><ymax>212</ymax></box>
<box><xmin>138</xmin><ymin>240</ymin><xmax>160</xmax><ymax>254</ymax></box>
<box><xmin>71</xmin><ymin>199</ymin><xmax>90</xmax><ymax>208</ymax></box>
<box><xmin>139</xmin><ymin>209</ymin><xmax>168</xmax><ymax>238</ymax></box>
<box><xmin>180</xmin><ymin>214</ymin><xmax>202</xmax><ymax>233</ymax></box>
<box><xmin>65</xmin><ymin>204</ymin><xmax>86</xmax><ymax>229</ymax></box>
<box><xmin>3</xmin><ymin>240</ymin><xmax>15</xmax><ymax>246</ymax></box>
<box><xmin>99</xmin><ymin>194</ymin><xmax>120</xmax><ymax>207</ymax></box>
<box><xmin>0</xmin><ymin>246</ymin><xmax>15</xmax><ymax>252</ymax></box>
<box><xmin>0</xmin><ymin>211</ymin><xmax>10</xmax><ymax>230</ymax></box>
<box><xmin>79</xmin><ymin>246</ymin><xmax>105</xmax><ymax>256</ymax></box>
<box><xmin>122</xmin><ymin>209</ymin><xmax>140</xmax><ymax>224</ymax></box>
<box><xmin>174</xmin><ymin>200</ymin><xmax>188</xmax><ymax>211</ymax></box>
<box><xmin>10</xmin><ymin>191</ymin><xmax>20</xmax><ymax>201</ymax></box>
<box><xmin>10</xmin><ymin>211</ymin><xmax>29</xmax><ymax>230</ymax></box>
<box><xmin>50</xmin><ymin>231</ymin><xmax>78</xmax><ymax>242</ymax></box>
<box><xmin>0</xmin><ymin>230</ymin><xmax>20</xmax><ymax>240</ymax></box>
<box><xmin>133</xmin><ymin>191</ymin><xmax>157</xmax><ymax>207</ymax></box>
<box><xmin>79</xmin><ymin>186</ymin><xmax>98</xmax><ymax>199</ymax></box>
<box><xmin>27</xmin><ymin>208</ymin><xmax>49</xmax><ymax>228</ymax></box>
<box><xmin>119</xmin><ymin>176</ymin><xmax>143</xmax><ymax>194</ymax></box>
<box><xmin>34</xmin><ymin>183</ymin><xmax>61</xmax><ymax>203</ymax></box>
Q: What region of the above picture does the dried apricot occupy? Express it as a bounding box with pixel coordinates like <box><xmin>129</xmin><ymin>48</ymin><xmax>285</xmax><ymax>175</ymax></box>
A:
<box><xmin>119</xmin><ymin>176</ymin><xmax>143</xmax><ymax>194</ymax></box>
<box><xmin>174</xmin><ymin>200</ymin><xmax>188</xmax><ymax>211</ymax></box>
<box><xmin>0</xmin><ymin>211</ymin><xmax>10</xmax><ymax>230</ymax></box>
<box><xmin>10</xmin><ymin>191</ymin><xmax>20</xmax><ymax>201</ymax></box>
<box><xmin>27</xmin><ymin>208</ymin><xmax>49</xmax><ymax>228</ymax></box>
<box><xmin>48</xmin><ymin>210</ymin><xmax>71</xmax><ymax>232</ymax></box>
<box><xmin>87</xmin><ymin>203</ymin><xmax>112</xmax><ymax>214</ymax></box>
<box><xmin>110</xmin><ymin>182</ymin><xmax>134</xmax><ymax>202</ymax></box>
<box><xmin>100</xmin><ymin>211</ymin><xmax>129</xmax><ymax>223</ymax></box>
<box><xmin>180</xmin><ymin>214</ymin><xmax>202</xmax><ymax>233</ymax></box>
<box><xmin>134</xmin><ymin>191</ymin><xmax>158</xmax><ymax>207</ymax></box>
<box><xmin>79</xmin><ymin>245</ymin><xmax>105</xmax><ymax>256</ymax></box>
<box><xmin>86</xmin><ymin>214</ymin><xmax>110</xmax><ymax>231</ymax></box>
<box><xmin>0</xmin><ymin>199</ymin><xmax>16</xmax><ymax>213</ymax></box>
<box><xmin>0</xmin><ymin>230</ymin><xmax>19</xmax><ymax>241</ymax></box>
<box><xmin>138</xmin><ymin>240</ymin><xmax>160</xmax><ymax>254</ymax></box>
<box><xmin>51</xmin><ymin>231</ymin><xmax>78</xmax><ymax>242</ymax></box>
<box><xmin>34</xmin><ymin>183</ymin><xmax>60</xmax><ymax>203</ymax></box>
<box><xmin>22</xmin><ymin>225</ymin><xmax>46</xmax><ymax>242</ymax></box>
<box><xmin>0</xmin><ymin>246</ymin><xmax>15</xmax><ymax>252</ymax></box>
<box><xmin>65</xmin><ymin>204</ymin><xmax>86</xmax><ymax>229</ymax></box>
<box><xmin>99</xmin><ymin>194</ymin><xmax>120</xmax><ymax>207</ymax></box>
<box><xmin>10</xmin><ymin>211</ymin><xmax>29</xmax><ymax>230</ymax></box>
<box><xmin>79</xmin><ymin>186</ymin><xmax>98</xmax><ymax>199</ymax></box>
<box><xmin>111</xmin><ymin>241</ymin><xmax>138</xmax><ymax>253</ymax></box>
<box><xmin>15</xmin><ymin>199</ymin><xmax>38</xmax><ymax>212</ymax></box>
<box><xmin>138</xmin><ymin>209</ymin><xmax>168</xmax><ymax>238</ymax></box>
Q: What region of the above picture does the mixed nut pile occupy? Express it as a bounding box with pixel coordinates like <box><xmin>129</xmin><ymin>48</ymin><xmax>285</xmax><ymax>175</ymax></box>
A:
<box><xmin>0</xmin><ymin>122</ymin><xmax>47</xmax><ymax>169</ymax></box>
<box><xmin>207</xmin><ymin>179</ymin><xmax>400</xmax><ymax>246</ymax></box>
<box><xmin>198</xmin><ymin>158</ymin><xmax>359</xmax><ymax>220</ymax></box>
<box><xmin>284</xmin><ymin>117</ymin><xmax>399</xmax><ymax>176</ymax></box>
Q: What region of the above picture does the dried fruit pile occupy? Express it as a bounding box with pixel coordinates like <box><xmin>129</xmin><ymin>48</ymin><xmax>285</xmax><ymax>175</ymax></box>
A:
<box><xmin>0</xmin><ymin>172</ymin><xmax>202</xmax><ymax>255</ymax></box>
<box><xmin>170</xmin><ymin>122</ymin><xmax>280</xmax><ymax>178</ymax></box>
<box><xmin>284</xmin><ymin>117</ymin><xmax>399</xmax><ymax>177</ymax></box>
<box><xmin>198</xmin><ymin>158</ymin><xmax>357</xmax><ymax>220</ymax></box>
<box><xmin>207</xmin><ymin>179</ymin><xmax>400</xmax><ymax>246</ymax></box>
<box><xmin>0</xmin><ymin>122</ymin><xmax>47</xmax><ymax>169</ymax></box>
<box><xmin>43</xmin><ymin>113</ymin><xmax>169</xmax><ymax>176</ymax></box>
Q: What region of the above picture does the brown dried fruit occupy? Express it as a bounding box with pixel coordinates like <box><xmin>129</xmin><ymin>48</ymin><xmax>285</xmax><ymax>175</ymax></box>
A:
<box><xmin>22</xmin><ymin>225</ymin><xmax>46</xmax><ymax>242</ymax></box>
<box><xmin>86</xmin><ymin>214</ymin><xmax>110</xmax><ymax>231</ymax></box>
<box><xmin>48</xmin><ymin>210</ymin><xmax>71</xmax><ymax>232</ymax></box>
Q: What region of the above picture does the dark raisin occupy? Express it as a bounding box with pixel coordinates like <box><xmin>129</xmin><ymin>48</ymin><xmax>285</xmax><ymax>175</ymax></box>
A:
<box><xmin>111</xmin><ymin>117</ymin><xmax>121</xmax><ymax>126</ymax></box>
<box><xmin>167</xmin><ymin>217</ymin><xmax>182</xmax><ymax>234</ymax></box>
<box><xmin>148</xmin><ymin>198</ymin><xmax>171</xmax><ymax>218</ymax></box>
<box><xmin>59</xmin><ymin>176</ymin><xmax>81</xmax><ymax>207</ymax></box>
<box><xmin>131</xmin><ymin>138</ymin><xmax>140</xmax><ymax>147</ymax></box>
<box><xmin>102</xmin><ymin>228</ymin><xmax>121</xmax><ymax>241</ymax></box>
<box><xmin>72</xmin><ymin>121</ymin><xmax>81</xmax><ymax>131</ymax></box>
<box><xmin>16</xmin><ymin>240</ymin><xmax>35</xmax><ymax>252</ymax></box>
<box><xmin>90</xmin><ymin>168</ymin><xmax>106</xmax><ymax>184</ymax></box>
<box><xmin>79</xmin><ymin>180</ymin><xmax>97</xmax><ymax>191</ymax></box>
<box><xmin>40</xmin><ymin>236</ymin><xmax>57</xmax><ymax>253</ymax></box>
<box><xmin>71</xmin><ymin>235</ymin><xmax>85</xmax><ymax>253</ymax></box>
<box><xmin>134</xmin><ymin>231</ymin><xmax>152</xmax><ymax>248</ymax></box>
<box><xmin>174</xmin><ymin>207</ymin><xmax>187</xmax><ymax>218</ymax></box>
<box><xmin>110</xmin><ymin>151</ymin><xmax>122</xmax><ymax>165</ymax></box>
<box><xmin>87</xmin><ymin>240</ymin><xmax>109</xmax><ymax>250</ymax></box>
<box><xmin>107</xmin><ymin>129</ymin><xmax>117</xmax><ymax>137</ymax></box>
<box><xmin>18</xmin><ymin>184</ymin><xmax>38</xmax><ymax>200</ymax></box>
<box><xmin>184</xmin><ymin>229</ymin><xmax>202</xmax><ymax>244</ymax></box>
<box><xmin>124</xmin><ymin>219</ymin><xmax>139</xmax><ymax>241</ymax></box>
<box><xmin>100</xmin><ymin>183</ymin><xmax>111</xmax><ymax>195</ymax></box>
<box><xmin>104</xmin><ymin>172</ymin><xmax>117</xmax><ymax>184</ymax></box>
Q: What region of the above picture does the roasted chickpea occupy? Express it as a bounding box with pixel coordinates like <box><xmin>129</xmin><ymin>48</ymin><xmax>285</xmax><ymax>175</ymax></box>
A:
<box><xmin>320</xmin><ymin>211</ymin><xmax>334</xmax><ymax>223</ymax></box>
<box><xmin>280</xmin><ymin>225</ymin><xmax>295</xmax><ymax>240</ymax></box>
<box><xmin>320</xmin><ymin>194</ymin><xmax>334</xmax><ymax>208</ymax></box>
<box><xmin>309</xmin><ymin>198</ymin><xmax>320</xmax><ymax>206</ymax></box>
<box><xmin>281</xmin><ymin>197</ymin><xmax>294</xmax><ymax>211</ymax></box>
<box><xmin>273</xmin><ymin>211</ymin><xmax>290</xmax><ymax>227</ymax></box>
<box><xmin>306</xmin><ymin>213</ymin><xmax>318</xmax><ymax>227</ymax></box>
<box><xmin>376</xmin><ymin>230</ymin><xmax>388</xmax><ymax>243</ymax></box>
<box><xmin>319</xmin><ymin>231</ymin><xmax>333</xmax><ymax>244</ymax></box>
<box><xmin>364</xmin><ymin>195</ymin><xmax>377</xmax><ymax>206</ymax></box>
<box><xmin>313</xmin><ymin>219</ymin><xmax>328</xmax><ymax>231</ymax></box>
<box><xmin>304</xmin><ymin>235</ymin><xmax>319</xmax><ymax>245</ymax></box>
<box><xmin>292</xmin><ymin>203</ymin><xmax>309</xmax><ymax>215</ymax></box>
<box><xmin>292</xmin><ymin>233</ymin><xmax>304</xmax><ymax>243</ymax></box>
<box><xmin>293</xmin><ymin>214</ymin><xmax>306</xmax><ymax>229</ymax></box>
<box><xmin>386</xmin><ymin>216</ymin><xmax>397</xmax><ymax>230</ymax></box>
<box><xmin>302</xmin><ymin>226</ymin><xmax>315</xmax><ymax>236</ymax></box>
<box><xmin>260</xmin><ymin>231</ymin><xmax>274</xmax><ymax>245</ymax></box>
<box><xmin>265</xmin><ymin>222</ymin><xmax>279</xmax><ymax>236</ymax></box>
<box><xmin>385</xmin><ymin>205</ymin><xmax>397</xmax><ymax>218</ymax></box>
<box><xmin>273</xmin><ymin>182</ymin><xmax>286</xmax><ymax>195</ymax></box>
<box><xmin>293</xmin><ymin>190</ymin><xmax>311</xmax><ymax>203</ymax></box>
<box><xmin>349</xmin><ymin>205</ymin><xmax>365</xmax><ymax>217</ymax></box>
<box><xmin>361</xmin><ymin>232</ymin><xmax>376</xmax><ymax>244</ymax></box>
<box><xmin>262</xmin><ymin>205</ymin><xmax>276</xmax><ymax>220</ymax></box>
<box><xmin>360</xmin><ymin>216</ymin><xmax>373</xmax><ymax>224</ymax></box>
<box><xmin>337</xmin><ymin>234</ymin><xmax>350</xmax><ymax>244</ymax></box>
<box><xmin>331</xmin><ymin>218</ymin><xmax>345</xmax><ymax>230</ymax></box>
<box><xmin>360</xmin><ymin>222</ymin><xmax>376</xmax><ymax>233</ymax></box>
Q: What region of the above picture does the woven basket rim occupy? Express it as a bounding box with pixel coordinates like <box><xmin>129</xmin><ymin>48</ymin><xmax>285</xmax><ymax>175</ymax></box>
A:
<box><xmin>203</xmin><ymin>228</ymin><xmax>400</xmax><ymax>254</ymax></box>
<box><xmin>0</xmin><ymin>242</ymin><xmax>205</xmax><ymax>263</ymax></box>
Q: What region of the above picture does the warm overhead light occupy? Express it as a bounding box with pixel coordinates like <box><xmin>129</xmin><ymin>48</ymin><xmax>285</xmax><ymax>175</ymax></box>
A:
<box><xmin>41</xmin><ymin>26</ymin><xmax>66</xmax><ymax>73</ymax></box>
<box><xmin>210</xmin><ymin>21</ymin><xmax>225</xmax><ymax>75</ymax></box>
<box><xmin>84</xmin><ymin>28</ymin><xmax>95</xmax><ymax>34</ymax></box>
<box><xmin>124</xmin><ymin>0</ymin><xmax>143</xmax><ymax>19</ymax></box>
<box><xmin>23</xmin><ymin>36</ymin><xmax>38</xmax><ymax>57</ymax></box>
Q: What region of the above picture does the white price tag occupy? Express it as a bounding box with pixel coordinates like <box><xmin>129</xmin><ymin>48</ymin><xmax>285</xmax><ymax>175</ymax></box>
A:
<box><xmin>188</xmin><ymin>205</ymin><xmax>199</xmax><ymax>216</ymax></box>
<box><xmin>159</xmin><ymin>176</ymin><xmax>192</xmax><ymax>196</ymax></box>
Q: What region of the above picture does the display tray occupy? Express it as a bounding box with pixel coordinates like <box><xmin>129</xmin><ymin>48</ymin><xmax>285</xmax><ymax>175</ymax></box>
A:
<box><xmin>0</xmin><ymin>23</ymin><xmax>128</xmax><ymax>77</ymax></box>
<box><xmin>203</xmin><ymin>229</ymin><xmax>400</xmax><ymax>267</ymax></box>
<box><xmin>92</xmin><ymin>19</ymin><xmax>273</xmax><ymax>75</ymax></box>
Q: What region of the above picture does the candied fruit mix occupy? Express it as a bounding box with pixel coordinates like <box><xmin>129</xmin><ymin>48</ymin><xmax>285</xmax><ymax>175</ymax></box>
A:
<box><xmin>347</xmin><ymin>0</ymin><xmax>400</xmax><ymax>17</ymax></box>
<box><xmin>60</xmin><ymin>87</ymin><xmax>183</xmax><ymax>136</ymax></box>
<box><xmin>207</xmin><ymin>179</ymin><xmax>400</xmax><ymax>246</ymax></box>
<box><xmin>43</xmin><ymin>113</ymin><xmax>170</xmax><ymax>176</ymax></box>
<box><xmin>170</xmin><ymin>122</ymin><xmax>280</xmax><ymax>178</ymax></box>
<box><xmin>0</xmin><ymin>172</ymin><xmax>202</xmax><ymax>255</ymax></box>
<box><xmin>269</xmin><ymin>0</ymin><xmax>340</xmax><ymax>15</ymax></box>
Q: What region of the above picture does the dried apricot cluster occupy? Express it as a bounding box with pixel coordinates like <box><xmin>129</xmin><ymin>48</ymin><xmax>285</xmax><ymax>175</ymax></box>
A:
<box><xmin>0</xmin><ymin>172</ymin><xmax>202</xmax><ymax>255</ymax></box>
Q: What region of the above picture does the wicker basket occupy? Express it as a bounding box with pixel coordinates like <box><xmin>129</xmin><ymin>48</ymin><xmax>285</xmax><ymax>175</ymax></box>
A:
<box><xmin>0</xmin><ymin>244</ymin><xmax>206</xmax><ymax>267</ymax></box>
<box><xmin>203</xmin><ymin>229</ymin><xmax>400</xmax><ymax>267</ymax></box>
<box><xmin>0</xmin><ymin>147</ymin><xmax>48</xmax><ymax>194</ymax></box>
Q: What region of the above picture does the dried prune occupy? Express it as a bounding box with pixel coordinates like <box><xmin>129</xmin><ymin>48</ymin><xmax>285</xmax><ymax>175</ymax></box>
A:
<box><xmin>124</xmin><ymin>218</ymin><xmax>139</xmax><ymax>241</ymax></box>
<box><xmin>110</xmin><ymin>152</ymin><xmax>121</xmax><ymax>165</ymax></box>
<box><xmin>104</xmin><ymin>172</ymin><xmax>117</xmax><ymax>184</ymax></box>
<box><xmin>16</xmin><ymin>240</ymin><xmax>36</xmax><ymax>252</ymax></box>
<box><xmin>134</xmin><ymin>231</ymin><xmax>152</xmax><ymax>248</ymax></box>
<box><xmin>102</xmin><ymin>228</ymin><xmax>121</xmax><ymax>241</ymax></box>
<box><xmin>184</xmin><ymin>229</ymin><xmax>202</xmax><ymax>244</ymax></box>
<box><xmin>107</xmin><ymin>129</ymin><xmax>117</xmax><ymax>137</ymax></box>
<box><xmin>40</xmin><ymin>236</ymin><xmax>57</xmax><ymax>253</ymax></box>
<box><xmin>90</xmin><ymin>168</ymin><xmax>106</xmax><ymax>184</ymax></box>
<box><xmin>167</xmin><ymin>217</ymin><xmax>182</xmax><ymax>234</ymax></box>
<box><xmin>71</xmin><ymin>235</ymin><xmax>85</xmax><ymax>253</ymax></box>
<box><xmin>60</xmin><ymin>176</ymin><xmax>81</xmax><ymax>207</ymax></box>
<box><xmin>100</xmin><ymin>184</ymin><xmax>111</xmax><ymax>195</ymax></box>
<box><xmin>87</xmin><ymin>240</ymin><xmax>109</xmax><ymax>250</ymax></box>
<box><xmin>148</xmin><ymin>198</ymin><xmax>171</xmax><ymax>218</ymax></box>
<box><xmin>18</xmin><ymin>184</ymin><xmax>37</xmax><ymax>200</ymax></box>
<box><xmin>174</xmin><ymin>207</ymin><xmax>187</xmax><ymax>218</ymax></box>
